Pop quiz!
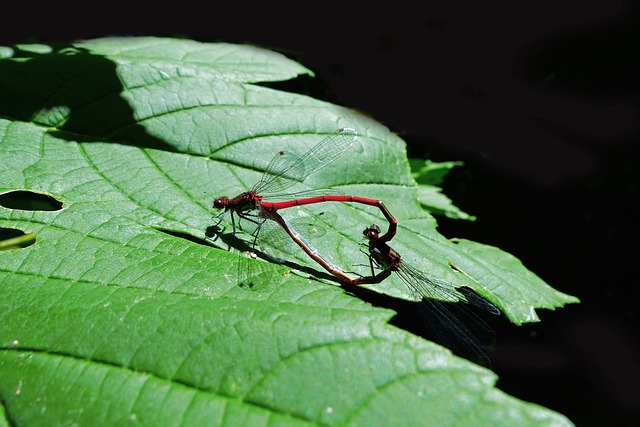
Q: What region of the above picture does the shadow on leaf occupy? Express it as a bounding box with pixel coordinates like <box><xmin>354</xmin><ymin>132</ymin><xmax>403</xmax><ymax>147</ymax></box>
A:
<box><xmin>0</xmin><ymin>43</ymin><xmax>176</xmax><ymax>152</ymax></box>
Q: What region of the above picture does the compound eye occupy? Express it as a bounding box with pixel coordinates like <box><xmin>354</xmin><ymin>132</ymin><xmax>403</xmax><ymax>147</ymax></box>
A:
<box><xmin>362</xmin><ymin>227</ymin><xmax>379</xmax><ymax>240</ymax></box>
<box><xmin>213</xmin><ymin>197</ymin><xmax>228</xmax><ymax>209</ymax></box>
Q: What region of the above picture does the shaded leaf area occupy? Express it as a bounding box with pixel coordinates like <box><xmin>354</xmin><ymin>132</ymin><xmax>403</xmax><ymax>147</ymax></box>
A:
<box><xmin>0</xmin><ymin>37</ymin><xmax>577</xmax><ymax>425</ymax></box>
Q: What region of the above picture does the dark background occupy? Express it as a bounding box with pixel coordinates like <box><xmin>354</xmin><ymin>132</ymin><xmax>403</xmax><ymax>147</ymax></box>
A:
<box><xmin>3</xmin><ymin>2</ymin><xmax>639</xmax><ymax>425</ymax></box>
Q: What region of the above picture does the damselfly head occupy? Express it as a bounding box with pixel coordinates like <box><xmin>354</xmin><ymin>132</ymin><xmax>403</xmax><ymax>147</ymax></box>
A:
<box><xmin>213</xmin><ymin>196</ymin><xmax>229</xmax><ymax>209</ymax></box>
<box><xmin>363</xmin><ymin>224</ymin><xmax>381</xmax><ymax>240</ymax></box>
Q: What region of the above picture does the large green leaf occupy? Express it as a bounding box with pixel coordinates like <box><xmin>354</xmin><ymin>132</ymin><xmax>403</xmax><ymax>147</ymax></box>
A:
<box><xmin>0</xmin><ymin>37</ymin><xmax>576</xmax><ymax>426</ymax></box>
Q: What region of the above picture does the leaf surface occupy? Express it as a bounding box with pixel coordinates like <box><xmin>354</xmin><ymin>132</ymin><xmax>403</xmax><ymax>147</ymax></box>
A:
<box><xmin>0</xmin><ymin>37</ymin><xmax>576</xmax><ymax>426</ymax></box>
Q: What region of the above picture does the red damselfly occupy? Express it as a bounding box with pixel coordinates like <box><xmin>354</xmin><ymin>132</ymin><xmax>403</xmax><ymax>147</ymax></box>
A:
<box><xmin>212</xmin><ymin>128</ymin><xmax>358</xmax><ymax>233</ymax></box>
<box><xmin>211</xmin><ymin>128</ymin><xmax>396</xmax><ymax>245</ymax></box>
<box><xmin>266</xmin><ymin>213</ymin><xmax>501</xmax><ymax>365</ymax></box>
<box><xmin>263</xmin><ymin>205</ymin><xmax>395</xmax><ymax>283</ymax></box>
<box><xmin>356</xmin><ymin>224</ymin><xmax>501</xmax><ymax>366</ymax></box>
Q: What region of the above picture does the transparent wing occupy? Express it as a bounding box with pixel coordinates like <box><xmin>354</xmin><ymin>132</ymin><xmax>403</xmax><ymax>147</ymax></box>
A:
<box><xmin>252</xmin><ymin>128</ymin><xmax>358</xmax><ymax>196</ymax></box>
<box><xmin>395</xmin><ymin>263</ymin><xmax>499</xmax><ymax>366</ymax></box>
<box><xmin>236</xmin><ymin>210</ymin><xmax>337</xmax><ymax>291</ymax></box>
